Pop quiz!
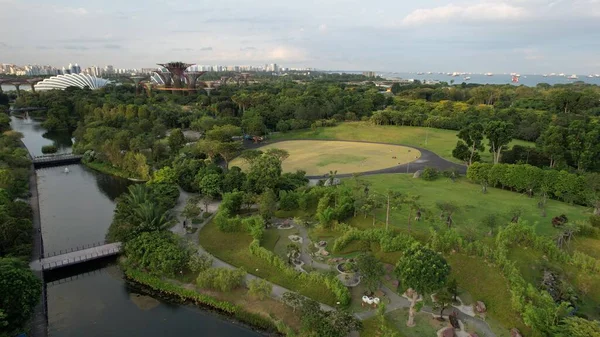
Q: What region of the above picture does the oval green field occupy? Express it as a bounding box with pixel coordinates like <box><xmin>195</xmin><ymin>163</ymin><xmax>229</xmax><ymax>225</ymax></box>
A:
<box><xmin>231</xmin><ymin>140</ymin><xmax>421</xmax><ymax>176</ymax></box>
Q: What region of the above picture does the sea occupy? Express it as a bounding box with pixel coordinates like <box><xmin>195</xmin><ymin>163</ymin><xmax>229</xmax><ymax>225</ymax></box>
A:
<box><xmin>328</xmin><ymin>71</ymin><xmax>600</xmax><ymax>87</ymax></box>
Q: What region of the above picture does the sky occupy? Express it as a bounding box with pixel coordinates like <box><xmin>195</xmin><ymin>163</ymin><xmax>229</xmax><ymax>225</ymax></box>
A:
<box><xmin>1</xmin><ymin>0</ymin><xmax>600</xmax><ymax>74</ymax></box>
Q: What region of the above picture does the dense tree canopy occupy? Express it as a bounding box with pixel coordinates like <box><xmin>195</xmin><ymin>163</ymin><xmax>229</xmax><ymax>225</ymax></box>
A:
<box><xmin>0</xmin><ymin>258</ymin><xmax>41</xmax><ymax>334</ymax></box>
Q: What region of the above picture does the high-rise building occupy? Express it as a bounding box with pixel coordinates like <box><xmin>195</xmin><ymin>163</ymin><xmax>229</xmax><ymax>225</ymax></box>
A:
<box><xmin>362</xmin><ymin>71</ymin><xmax>376</xmax><ymax>78</ymax></box>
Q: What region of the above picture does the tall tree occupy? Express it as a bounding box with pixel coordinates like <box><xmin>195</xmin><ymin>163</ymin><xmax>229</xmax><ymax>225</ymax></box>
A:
<box><xmin>485</xmin><ymin>121</ymin><xmax>514</xmax><ymax>164</ymax></box>
<box><xmin>246</xmin><ymin>154</ymin><xmax>282</xmax><ymax>193</ymax></box>
<box><xmin>355</xmin><ymin>253</ymin><xmax>385</xmax><ymax>292</ymax></box>
<box><xmin>0</xmin><ymin>258</ymin><xmax>41</xmax><ymax>333</ymax></box>
<box><xmin>167</xmin><ymin>128</ymin><xmax>186</xmax><ymax>153</ymax></box>
<box><xmin>456</xmin><ymin>122</ymin><xmax>484</xmax><ymax>165</ymax></box>
<box><xmin>539</xmin><ymin>126</ymin><xmax>566</xmax><ymax>168</ymax></box>
<box><xmin>216</xmin><ymin>141</ymin><xmax>244</xmax><ymax>170</ymax></box>
<box><xmin>395</xmin><ymin>245</ymin><xmax>450</xmax><ymax>327</ymax></box>
<box><xmin>258</xmin><ymin>188</ymin><xmax>277</xmax><ymax>224</ymax></box>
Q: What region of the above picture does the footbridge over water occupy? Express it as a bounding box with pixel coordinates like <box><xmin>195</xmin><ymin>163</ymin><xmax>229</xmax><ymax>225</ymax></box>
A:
<box><xmin>32</xmin><ymin>153</ymin><xmax>83</xmax><ymax>168</ymax></box>
<box><xmin>30</xmin><ymin>242</ymin><xmax>122</xmax><ymax>271</ymax></box>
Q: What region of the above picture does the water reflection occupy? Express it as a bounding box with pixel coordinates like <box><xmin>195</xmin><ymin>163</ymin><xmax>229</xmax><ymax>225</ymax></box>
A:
<box><xmin>9</xmin><ymin>115</ymin><xmax>72</xmax><ymax>156</ymax></box>
<box><xmin>46</xmin><ymin>263</ymin><xmax>262</xmax><ymax>337</ymax></box>
<box><xmin>36</xmin><ymin>165</ymin><xmax>130</xmax><ymax>253</ymax></box>
<box><xmin>12</xmin><ymin>111</ymin><xmax>262</xmax><ymax>337</ymax></box>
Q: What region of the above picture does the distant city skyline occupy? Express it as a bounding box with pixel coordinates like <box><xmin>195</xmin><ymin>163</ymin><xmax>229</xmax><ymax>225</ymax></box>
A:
<box><xmin>0</xmin><ymin>62</ymin><xmax>312</xmax><ymax>77</ymax></box>
<box><xmin>1</xmin><ymin>0</ymin><xmax>600</xmax><ymax>74</ymax></box>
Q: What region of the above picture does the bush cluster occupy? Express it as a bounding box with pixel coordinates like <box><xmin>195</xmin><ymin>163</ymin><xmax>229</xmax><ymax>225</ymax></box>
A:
<box><xmin>332</xmin><ymin>228</ymin><xmax>417</xmax><ymax>253</ymax></box>
<box><xmin>214</xmin><ymin>209</ymin><xmax>243</xmax><ymax>232</ymax></box>
<box><xmin>41</xmin><ymin>144</ymin><xmax>58</xmax><ymax>154</ymax></box>
<box><xmin>196</xmin><ymin>267</ymin><xmax>246</xmax><ymax>292</ymax></box>
<box><xmin>468</xmin><ymin>162</ymin><xmax>587</xmax><ymax>204</ymax></box>
<box><xmin>248</xmin><ymin>239</ymin><xmax>351</xmax><ymax>306</ymax></box>
<box><xmin>427</xmin><ymin>222</ymin><xmax>600</xmax><ymax>334</ymax></box>
<box><xmin>421</xmin><ymin>167</ymin><xmax>440</xmax><ymax>181</ymax></box>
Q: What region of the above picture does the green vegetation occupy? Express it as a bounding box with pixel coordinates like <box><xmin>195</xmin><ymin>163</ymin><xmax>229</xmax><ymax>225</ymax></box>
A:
<box><xmin>82</xmin><ymin>159</ymin><xmax>138</xmax><ymax>180</ymax></box>
<box><xmin>40</xmin><ymin>144</ymin><xmax>57</xmax><ymax>154</ymax></box>
<box><xmin>198</xmin><ymin>218</ymin><xmax>339</xmax><ymax>305</ymax></box>
<box><xmin>0</xmin><ymin>113</ymin><xmax>40</xmax><ymax>336</ymax></box>
<box><xmin>0</xmin><ymin>258</ymin><xmax>42</xmax><ymax>336</ymax></box>
<box><xmin>10</xmin><ymin>78</ymin><xmax>600</xmax><ymax>337</ymax></box>
<box><xmin>350</xmin><ymin>174</ymin><xmax>588</xmax><ymax>236</ymax></box>
<box><xmin>124</xmin><ymin>268</ymin><xmax>281</xmax><ymax>333</ymax></box>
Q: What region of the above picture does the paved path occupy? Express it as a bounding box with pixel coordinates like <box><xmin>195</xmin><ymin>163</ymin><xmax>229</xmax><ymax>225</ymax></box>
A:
<box><xmin>171</xmin><ymin>190</ymin><xmax>496</xmax><ymax>336</ymax></box>
<box><xmin>294</xmin><ymin>222</ymin><xmax>333</xmax><ymax>271</ymax></box>
<box><xmin>171</xmin><ymin>194</ymin><xmax>335</xmax><ymax>312</ymax></box>
<box><xmin>244</xmin><ymin>138</ymin><xmax>467</xmax><ymax>179</ymax></box>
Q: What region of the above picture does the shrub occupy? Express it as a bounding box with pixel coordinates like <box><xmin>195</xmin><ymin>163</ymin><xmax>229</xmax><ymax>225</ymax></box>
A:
<box><xmin>215</xmin><ymin>209</ymin><xmax>243</xmax><ymax>232</ymax></box>
<box><xmin>124</xmin><ymin>232</ymin><xmax>189</xmax><ymax>276</ymax></box>
<box><xmin>442</xmin><ymin>168</ymin><xmax>461</xmax><ymax>179</ymax></box>
<box><xmin>196</xmin><ymin>268</ymin><xmax>246</xmax><ymax>292</ymax></box>
<box><xmin>221</xmin><ymin>191</ymin><xmax>244</xmax><ymax>214</ymax></box>
<box><xmin>188</xmin><ymin>254</ymin><xmax>213</xmax><ymax>274</ymax></box>
<box><xmin>421</xmin><ymin>167</ymin><xmax>439</xmax><ymax>181</ymax></box>
<box><xmin>248</xmin><ymin>240</ymin><xmax>351</xmax><ymax>306</ymax></box>
<box><xmin>590</xmin><ymin>215</ymin><xmax>600</xmax><ymax>228</ymax></box>
<box><xmin>41</xmin><ymin>145</ymin><xmax>58</xmax><ymax>154</ymax></box>
<box><xmin>248</xmin><ymin>279</ymin><xmax>272</xmax><ymax>300</ymax></box>
<box><xmin>279</xmin><ymin>190</ymin><xmax>299</xmax><ymax>211</ymax></box>
<box><xmin>243</xmin><ymin>216</ymin><xmax>265</xmax><ymax>244</ymax></box>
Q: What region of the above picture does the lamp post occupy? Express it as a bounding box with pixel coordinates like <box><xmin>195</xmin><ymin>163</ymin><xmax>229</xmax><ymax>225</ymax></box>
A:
<box><xmin>406</xmin><ymin>149</ymin><xmax>411</xmax><ymax>173</ymax></box>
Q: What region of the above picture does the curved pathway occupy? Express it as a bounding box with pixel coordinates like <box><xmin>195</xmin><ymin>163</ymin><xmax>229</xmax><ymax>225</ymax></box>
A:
<box><xmin>295</xmin><ymin>224</ymin><xmax>333</xmax><ymax>271</ymax></box>
<box><xmin>172</xmin><ymin>190</ymin><xmax>496</xmax><ymax>337</ymax></box>
<box><xmin>243</xmin><ymin>138</ymin><xmax>466</xmax><ymax>179</ymax></box>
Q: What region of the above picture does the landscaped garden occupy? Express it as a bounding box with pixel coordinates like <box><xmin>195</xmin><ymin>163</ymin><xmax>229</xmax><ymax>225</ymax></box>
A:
<box><xmin>198</xmin><ymin>141</ymin><xmax>600</xmax><ymax>337</ymax></box>
<box><xmin>230</xmin><ymin>140</ymin><xmax>420</xmax><ymax>175</ymax></box>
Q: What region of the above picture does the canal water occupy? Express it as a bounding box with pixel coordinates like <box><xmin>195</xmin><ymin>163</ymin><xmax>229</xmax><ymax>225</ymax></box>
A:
<box><xmin>10</xmin><ymin>115</ymin><xmax>262</xmax><ymax>337</ymax></box>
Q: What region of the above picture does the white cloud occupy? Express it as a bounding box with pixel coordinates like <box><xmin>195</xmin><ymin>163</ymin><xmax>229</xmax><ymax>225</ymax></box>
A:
<box><xmin>402</xmin><ymin>2</ymin><xmax>529</xmax><ymax>26</ymax></box>
<box><xmin>268</xmin><ymin>46</ymin><xmax>308</xmax><ymax>61</ymax></box>
<box><xmin>54</xmin><ymin>7</ymin><xmax>89</xmax><ymax>16</ymax></box>
<box><xmin>318</xmin><ymin>24</ymin><xmax>328</xmax><ymax>32</ymax></box>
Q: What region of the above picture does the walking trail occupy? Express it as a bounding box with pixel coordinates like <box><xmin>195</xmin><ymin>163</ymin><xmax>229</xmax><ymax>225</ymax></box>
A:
<box><xmin>170</xmin><ymin>190</ymin><xmax>496</xmax><ymax>337</ymax></box>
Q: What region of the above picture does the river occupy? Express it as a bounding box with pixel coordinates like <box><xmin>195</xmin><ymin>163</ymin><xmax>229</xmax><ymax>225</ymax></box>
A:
<box><xmin>10</xmin><ymin>115</ymin><xmax>263</xmax><ymax>337</ymax></box>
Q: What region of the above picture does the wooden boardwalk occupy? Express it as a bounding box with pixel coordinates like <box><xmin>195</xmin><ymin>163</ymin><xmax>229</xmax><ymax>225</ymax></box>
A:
<box><xmin>30</xmin><ymin>243</ymin><xmax>122</xmax><ymax>271</ymax></box>
<box><xmin>32</xmin><ymin>153</ymin><xmax>83</xmax><ymax>168</ymax></box>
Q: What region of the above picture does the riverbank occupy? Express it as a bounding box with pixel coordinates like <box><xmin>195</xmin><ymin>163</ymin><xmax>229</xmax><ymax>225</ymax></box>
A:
<box><xmin>82</xmin><ymin>159</ymin><xmax>143</xmax><ymax>181</ymax></box>
<box><xmin>19</xmin><ymin>138</ymin><xmax>48</xmax><ymax>337</ymax></box>
<box><xmin>123</xmin><ymin>268</ymin><xmax>294</xmax><ymax>336</ymax></box>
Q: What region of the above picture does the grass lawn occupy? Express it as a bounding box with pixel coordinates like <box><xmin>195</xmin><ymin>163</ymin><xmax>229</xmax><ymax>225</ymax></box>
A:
<box><xmin>196</xmin><ymin>286</ymin><xmax>301</xmax><ymax>331</ymax></box>
<box><xmin>446</xmin><ymin>254</ymin><xmax>529</xmax><ymax>335</ymax></box>
<box><xmin>270</xmin><ymin>122</ymin><xmax>534</xmax><ymax>164</ymax></box>
<box><xmin>349</xmin><ymin>174</ymin><xmax>590</xmax><ymax>237</ymax></box>
<box><xmin>198</xmin><ymin>219</ymin><xmax>338</xmax><ymax>306</ymax></box>
<box><xmin>360</xmin><ymin>309</ymin><xmax>452</xmax><ymax>337</ymax></box>
<box><xmin>231</xmin><ymin>140</ymin><xmax>419</xmax><ymax>176</ymax></box>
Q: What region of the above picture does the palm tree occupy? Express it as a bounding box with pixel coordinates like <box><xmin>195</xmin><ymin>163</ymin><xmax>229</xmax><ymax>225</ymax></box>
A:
<box><xmin>115</xmin><ymin>184</ymin><xmax>152</xmax><ymax>222</ymax></box>
<box><xmin>133</xmin><ymin>201</ymin><xmax>176</xmax><ymax>233</ymax></box>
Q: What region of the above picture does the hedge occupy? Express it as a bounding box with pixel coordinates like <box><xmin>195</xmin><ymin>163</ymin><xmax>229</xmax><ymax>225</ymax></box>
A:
<box><xmin>248</xmin><ymin>239</ymin><xmax>351</xmax><ymax>306</ymax></box>
<box><xmin>124</xmin><ymin>268</ymin><xmax>278</xmax><ymax>332</ymax></box>
<box><xmin>332</xmin><ymin>228</ymin><xmax>418</xmax><ymax>253</ymax></box>
<box><xmin>41</xmin><ymin>145</ymin><xmax>58</xmax><ymax>154</ymax></box>
<box><xmin>427</xmin><ymin>222</ymin><xmax>600</xmax><ymax>334</ymax></box>
<box><xmin>468</xmin><ymin>162</ymin><xmax>586</xmax><ymax>204</ymax></box>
